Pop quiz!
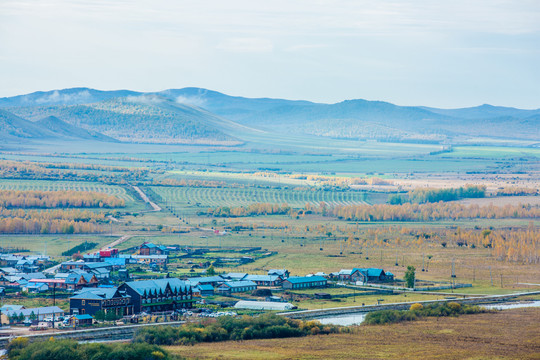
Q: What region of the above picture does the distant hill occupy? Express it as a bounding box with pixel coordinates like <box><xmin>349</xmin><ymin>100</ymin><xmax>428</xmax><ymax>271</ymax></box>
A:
<box><xmin>1</xmin><ymin>87</ymin><xmax>539</xmax><ymax>143</ymax></box>
<box><xmin>0</xmin><ymin>109</ymin><xmax>58</xmax><ymax>140</ymax></box>
<box><xmin>0</xmin><ymin>109</ymin><xmax>119</xmax><ymax>143</ymax></box>
<box><xmin>0</xmin><ymin>87</ymin><xmax>140</xmax><ymax>107</ymax></box>
<box><xmin>36</xmin><ymin>116</ymin><xmax>117</xmax><ymax>142</ymax></box>
<box><xmin>9</xmin><ymin>95</ymin><xmax>248</xmax><ymax>145</ymax></box>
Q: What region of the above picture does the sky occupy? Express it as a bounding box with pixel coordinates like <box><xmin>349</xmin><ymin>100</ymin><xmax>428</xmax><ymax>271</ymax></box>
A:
<box><xmin>0</xmin><ymin>0</ymin><xmax>539</xmax><ymax>108</ymax></box>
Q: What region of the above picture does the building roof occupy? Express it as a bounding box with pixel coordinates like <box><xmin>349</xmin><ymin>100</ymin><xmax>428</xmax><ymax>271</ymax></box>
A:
<box><xmin>70</xmin><ymin>287</ymin><xmax>123</xmax><ymax>300</ymax></box>
<box><xmin>103</xmin><ymin>258</ymin><xmax>126</xmax><ymax>266</ymax></box>
<box><xmin>0</xmin><ymin>304</ymin><xmax>24</xmax><ymax>312</ymax></box>
<box><xmin>74</xmin><ymin>314</ymin><xmax>93</xmax><ymax>320</ymax></box>
<box><xmin>220</xmin><ymin>280</ymin><xmax>257</xmax><ymax>288</ymax></box>
<box><xmin>123</xmin><ymin>278</ymin><xmax>189</xmax><ymax>296</ymax></box>
<box><xmin>234</xmin><ymin>301</ymin><xmax>294</xmax><ymax>311</ymax></box>
<box><xmin>268</xmin><ymin>269</ymin><xmax>288</xmax><ymax>276</ymax></box>
<box><xmin>65</xmin><ymin>272</ymin><xmax>95</xmax><ymax>284</ymax></box>
<box><xmin>245</xmin><ymin>275</ymin><xmax>281</xmax><ymax>282</ymax></box>
<box><xmin>195</xmin><ymin>284</ymin><xmax>214</xmax><ymax>291</ymax></box>
<box><xmin>223</xmin><ymin>273</ymin><xmax>248</xmax><ymax>280</ymax></box>
<box><xmin>7</xmin><ymin>306</ymin><xmax>63</xmax><ymax>317</ymax></box>
<box><xmin>284</xmin><ymin>276</ymin><xmax>327</xmax><ymax>284</ymax></box>
<box><xmin>185</xmin><ymin>276</ymin><xmax>225</xmax><ymax>286</ymax></box>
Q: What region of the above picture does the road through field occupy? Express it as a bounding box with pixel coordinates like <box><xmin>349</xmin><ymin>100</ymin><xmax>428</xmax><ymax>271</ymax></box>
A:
<box><xmin>99</xmin><ymin>234</ymin><xmax>133</xmax><ymax>251</ymax></box>
<box><xmin>131</xmin><ymin>185</ymin><xmax>161</xmax><ymax>211</ymax></box>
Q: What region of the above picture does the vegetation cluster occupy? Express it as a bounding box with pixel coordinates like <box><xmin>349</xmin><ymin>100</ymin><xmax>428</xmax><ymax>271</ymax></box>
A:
<box><xmin>133</xmin><ymin>314</ymin><xmax>343</xmax><ymax>346</ymax></box>
<box><xmin>389</xmin><ymin>185</ymin><xmax>486</xmax><ymax>204</ymax></box>
<box><xmin>364</xmin><ymin>302</ymin><xmax>487</xmax><ymax>325</ymax></box>
<box><xmin>0</xmin><ymin>208</ymin><xmax>106</xmax><ymax>234</ymax></box>
<box><xmin>0</xmin><ymin>189</ymin><xmax>125</xmax><ymax>208</ymax></box>
<box><xmin>6</xmin><ymin>337</ymin><xmax>174</xmax><ymax>360</ymax></box>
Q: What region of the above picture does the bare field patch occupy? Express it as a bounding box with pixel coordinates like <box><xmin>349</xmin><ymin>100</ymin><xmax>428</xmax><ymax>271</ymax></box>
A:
<box><xmin>168</xmin><ymin>308</ymin><xmax>540</xmax><ymax>360</ymax></box>
<box><xmin>456</xmin><ymin>196</ymin><xmax>540</xmax><ymax>206</ymax></box>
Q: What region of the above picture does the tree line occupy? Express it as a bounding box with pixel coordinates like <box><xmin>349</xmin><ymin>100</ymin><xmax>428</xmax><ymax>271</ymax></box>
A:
<box><xmin>389</xmin><ymin>185</ymin><xmax>486</xmax><ymax>204</ymax></box>
<box><xmin>0</xmin><ymin>189</ymin><xmax>125</xmax><ymax>208</ymax></box>
<box><xmin>134</xmin><ymin>314</ymin><xmax>343</xmax><ymax>346</ymax></box>
<box><xmin>0</xmin><ymin>208</ymin><xmax>107</xmax><ymax>234</ymax></box>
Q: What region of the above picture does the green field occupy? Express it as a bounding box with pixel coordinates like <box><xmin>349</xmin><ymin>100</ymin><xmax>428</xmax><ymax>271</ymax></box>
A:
<box><xmin>150</xmin><ymin>185</ymin><xmax>370</xmax><ymax>211</ymax></box>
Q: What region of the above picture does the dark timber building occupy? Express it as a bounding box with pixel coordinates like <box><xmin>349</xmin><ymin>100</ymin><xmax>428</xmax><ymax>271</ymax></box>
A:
<box><xmin>118</xmin><ymin>278</ymin><xmax>193</xmax><ymax>314</ymax></box>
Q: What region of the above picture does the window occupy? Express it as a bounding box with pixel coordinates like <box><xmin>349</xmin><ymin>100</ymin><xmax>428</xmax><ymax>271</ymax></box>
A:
<box><xmin>82</xmin><ymin>300</ymin><xmax>85</xmax><ymax>305</ymax></box>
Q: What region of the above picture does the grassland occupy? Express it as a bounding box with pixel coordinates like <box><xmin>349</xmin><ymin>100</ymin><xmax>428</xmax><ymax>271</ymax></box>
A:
<box><xmin>168</xmin><ymin>308</ymin><xmax>540</xmax><ymax>360</ymax></box>
<box><xmin>0</xmin><ymin>235</ymin><xmax>113</xmax><ymax>257</ymax></box>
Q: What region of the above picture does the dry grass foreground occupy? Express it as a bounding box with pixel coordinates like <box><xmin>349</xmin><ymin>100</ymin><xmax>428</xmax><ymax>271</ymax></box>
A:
<box><xmin>168</xmin><ymin>308</ymin><xmax>540</xmax><ymax>360</ymax></box>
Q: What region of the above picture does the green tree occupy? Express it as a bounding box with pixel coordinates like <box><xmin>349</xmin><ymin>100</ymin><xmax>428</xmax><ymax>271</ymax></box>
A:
<box><xmin>206</xmin><ymin>265</ymin><xmax>216</xmax><ymax>276</ymax></box>
<box><xmin>404</xmin><ymin>266</ymin><xmax>416</xmax><ymax>289</ymax></box>
<box><xmin>94</xmin><ymin>310</ymin><xmax>106</xmax><ymax>321</ymax></box>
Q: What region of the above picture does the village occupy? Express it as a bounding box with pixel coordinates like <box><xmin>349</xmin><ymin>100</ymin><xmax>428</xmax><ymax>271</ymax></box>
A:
<box><xmin>0</xmin><ymin>241</ymin><xmax>401</xmax><ymax>330</ymax></box>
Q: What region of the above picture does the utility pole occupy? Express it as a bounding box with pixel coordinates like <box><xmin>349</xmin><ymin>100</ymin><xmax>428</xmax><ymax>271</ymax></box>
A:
<box><xmin>451</xmin><ymin>259</ymin><xmax>456</xmax><ymax>278</ymax></box>
<box><xmin>422</xmin><ymin>253</ymin><xmax>425</xmax><ymax>272</ymax></box>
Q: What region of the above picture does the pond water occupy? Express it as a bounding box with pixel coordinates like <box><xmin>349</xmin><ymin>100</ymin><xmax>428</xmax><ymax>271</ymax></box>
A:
<box><xmin>482</xmin><ymin>300</ymin><xmax>540</xmax><ymax>310</ymax></box>
<box><xmin>314</xmin><ymin>300</ymin><xmax>540</xmax><ymax>326</ymax></box>
<box><xmin>315</xmin><ymin>313</ymin><xmax>366</xmax><ymax>326</ymax></box>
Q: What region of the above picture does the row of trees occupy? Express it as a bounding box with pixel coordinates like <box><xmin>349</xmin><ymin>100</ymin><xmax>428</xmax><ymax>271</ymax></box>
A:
<box><xmin>0</xmin><ymin>208</ymin><xmax>106</xmax><ymax>234</ymax></box>
<box><xmin>203</xmin><ymin>203</ymin><xmax>292</xmax><ymax>217</ymax></box>
<box><xmin>0</xmin><ymin>189</ymin><xmax>125</xmax><ymax>208</ymax></box>
<box><xmin>0</xmin><ymin>160</ymin><xmax>147</xmax><ymax>184</ymax></box>
<box><xmin>496</xmin><ymin>187</ymin><xmax>538</xmax><ymax>196</ymax></box>
<box><xmin>389</xmin><ymin>185</ymin><xmax>486</xmax><ymax>204</ymax></box>
<box><xmin>206</xmin><ymin>201</ymin><xmax>539</xmax><ymax>222</ymax></box>
<box><xmin>321</xmin><ymin>202</ymin><xmax>540</xmax><ymax>222</ymax></box>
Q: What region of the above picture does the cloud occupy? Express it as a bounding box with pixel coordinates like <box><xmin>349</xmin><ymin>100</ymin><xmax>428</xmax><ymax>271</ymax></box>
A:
<box><xmin>217</xmin><ymin>38</ymin><xmax>274</xmax><ymax>53</ymax></box>
<box><xmin>175</xmin><ymin>95</ymin><xmax>206</xmax><ymax>108</ymax></box>
<box><xmin>34</xmin><ymin>90</ymin><xmax>91</xmax><ymax>104</ymax></box>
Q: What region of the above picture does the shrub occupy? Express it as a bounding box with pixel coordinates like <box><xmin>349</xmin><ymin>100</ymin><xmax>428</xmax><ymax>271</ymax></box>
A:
<box><xmin>410</xmin><ymin>303</ymin><xmax>424</xmax><ymax>311</ymax></box>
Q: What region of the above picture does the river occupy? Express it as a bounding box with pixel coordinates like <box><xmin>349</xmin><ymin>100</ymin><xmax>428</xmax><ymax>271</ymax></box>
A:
<box><xmin>314</xmin><ymin>300</ymin><xmax>540</xmax><ymax>326</ymax></box>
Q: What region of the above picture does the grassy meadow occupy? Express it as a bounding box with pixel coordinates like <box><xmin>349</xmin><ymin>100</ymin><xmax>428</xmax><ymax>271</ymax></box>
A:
<box><xmin>167</xmin><ymin>308</ymin><xmax>540</xmax><ymax>360</ymax></box>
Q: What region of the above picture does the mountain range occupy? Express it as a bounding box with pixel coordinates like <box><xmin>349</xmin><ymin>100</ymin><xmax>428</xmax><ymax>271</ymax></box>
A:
<box><xmin>0</xmin><ymin>87</ymin><xmax>538</xmax><ymax>145</ymax></box>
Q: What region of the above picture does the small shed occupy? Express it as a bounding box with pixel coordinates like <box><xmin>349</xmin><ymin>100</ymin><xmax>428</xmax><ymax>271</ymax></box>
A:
<box><xmin>71</xmin><ymin>314</ymin><xmax>93</xmax><ymax>326</ymax></box>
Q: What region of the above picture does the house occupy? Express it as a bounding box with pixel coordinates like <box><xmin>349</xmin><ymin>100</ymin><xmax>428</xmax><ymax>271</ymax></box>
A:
<box><xmin>23</xmin><ymin>282</ymin><xmax>49</xmax><ymax>293</ymax></box>
<box><xmin>338</xmin><ymin>268</ymin><xmax>394</xmax><ymax>283</ymax></box>
<box><xmin>217</xmin><ymin>280</ymin><xmax>257</xmax><ymax>294</ymax></box>
<box><xmin>282</xmin><ymin>276</ymin><xmax>327</xmax><ymax>290</ymax></box>
<box><xmin>60</xmin><ymin>261</ymin><xmax>85</xmax><ymax>271</ymax></box>
<box><xmin>245</xmin><ymin>275</ymin><xmax>283</xmax><ymax>287</ymax></box>
<box><xmin>71</xmin><ymin>314</ymin><xmax>93</xmax><ymax>326</ymax></box>
<box><xmin>70</xmin><ymin>287</ymin><xmax>133</xmax><ymax>316</ymax></box>
<box><xmin>103</xmin><ymin>257</ymin><xmax>126</xmax><ymax>269</ymax></box>
<box><xmin>185</xmin><ymin>276</ymin><xmax>225</xmax><ymax>287</ymax></box>
<box><xmin>194</xmin><ymin>284</ymin><xmax>214</xmax><ymax>297</ymax></box>
<box><xmin>99</xmin><ymin>248</ymin><xmax>119</xmax><ymax>258</ymax></box>
<box><xmin>268</xmin><ymin>269</ymin><xmax>289</xmax><ymax>279</ymax></box>
<box><xmin>221</xmin><ymin>273</ymin><xmax>248</xmax><ymax>281</ymax></box>
<box><xmin>4</xmin><ymin>306</ymin><xmax>64</xmax><ymax>324</ymax></box>
<box><xmin>15</xmin><ymin>259</ymin><xmax>39</xmax><ymax>273</ymax></box>
<box><xmin>118</xmin><ymin>278</ymin><xmax>193</xmax><ymax>314</ymax></box>
<box><xmin>64</xmin><ymin>272</ymin><xmax>99</xmax><ymax>291</ymax></box>
<box><xmin>139</xmin><ymin>243</ymin><xmax>168</xmax><ymax>256</ymax></box>
<box><xmin>131</xmin><ymin>255</ymin><xmax>168</xmax><ymax>265</ymax></box>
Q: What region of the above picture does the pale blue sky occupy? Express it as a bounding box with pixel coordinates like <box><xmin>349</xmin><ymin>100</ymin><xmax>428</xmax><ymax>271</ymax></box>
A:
<box><xmin>1</xmin><ymin>0</ymin><xmax>539</xmax><ymax>108</ymax></box>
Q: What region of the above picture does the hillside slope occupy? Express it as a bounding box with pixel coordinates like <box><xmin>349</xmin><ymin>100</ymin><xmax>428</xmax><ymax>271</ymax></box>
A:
<box><xmin>9</xmin><ymin>96</ymin><xmax>247</xmax><ymax>145</ymax></box>
<box><xmin>36</xmin><ymin>116</ymin><xmax>117</xmax><ymax>142</ymax></box>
